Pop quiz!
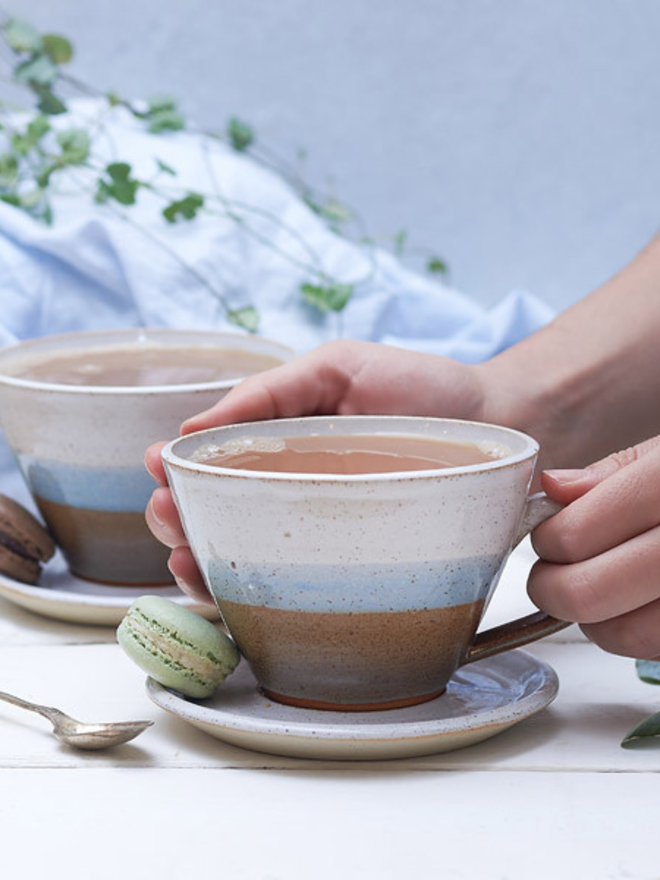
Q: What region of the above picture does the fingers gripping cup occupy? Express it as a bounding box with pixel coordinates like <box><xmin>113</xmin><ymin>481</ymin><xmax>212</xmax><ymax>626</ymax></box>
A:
<box><xmin>0</xmin><ymin>328</ymin><xmax>292</xmax><ymax>586</ymax></box>
<box><xmin>162</xmin><ymin>416</ymin><xmax>568</xmax><ymax>712</ymax></box>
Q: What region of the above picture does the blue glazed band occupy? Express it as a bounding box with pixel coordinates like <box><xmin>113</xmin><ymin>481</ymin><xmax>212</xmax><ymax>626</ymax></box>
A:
<box><xmin>19</xmin><ymin>456</ymin><xmax>155</xmax><ymax>512</ymax></box>
<box><xmin>207</xmin><ymin>555</ymin><xmax>504</xmax><ymax>613</ymax></box>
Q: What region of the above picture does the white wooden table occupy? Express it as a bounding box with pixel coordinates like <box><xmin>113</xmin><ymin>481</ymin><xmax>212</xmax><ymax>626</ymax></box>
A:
<box><xmin>0</xmin><ymin>542</ymin><xmax>658</xmax><ymax>880</ymax></box>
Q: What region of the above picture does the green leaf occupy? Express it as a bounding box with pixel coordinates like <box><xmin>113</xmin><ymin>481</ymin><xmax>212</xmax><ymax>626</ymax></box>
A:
<box><xmin>304</xmin><ymin>194</ymin><xmax>323</xmax><ymax>215</ymax></box>
<box><xmin>12</xmin><ymin>115</ymin><xmax>50</xmax><ymax>156</ymax></box>
<box><xmin>57</xmin><ymin>129</ymin><xmax>90</xmax><ymax>164</ymax></box>
<box><xmin>41</xmin><ymin>201</ymin><xmax>54</xmax><ymax>225</ymax></box>
<box><xmin>162</xmin><ymin>193</ymin><xmax>204</xmax><ymax>223</ymax></box>
<box><xmin>0</xmin><ymin>153</ymin><xmax>19</xmax><ymax>185</ymax></box>
<box><xmin>228</xmin><ymin>117</ymin><xmax>254</xmax><ymax>152</ymax></box>
<box><xmin>96</xmin><ymin>162</ymin><xmax>140</xmax><ymax>205</ymax></box>
<box><xmin>300</xmin><ymin>281</ymin><xmax>353</xmax><ymax>313</ymax></box>
<box><xmin>393</xmin><ymin>229</ymin><xmax>407</xmax><ymax>255</ymax></box>
<box><xmin>148</xmin><ymin>109</ymin><xmax>185</xmax><ymax>133</ymax></box>
<box><xmin>13</xmin><ymin>114</ymin><xmax>52</xmax><ymax>155</ymax></box>
<box><xmin>636</xmin><ymin>659</ymin><xmax>660</xmax><ymax>684</ymax></box>
<box><xmin>0</xmin><ymin>186</ymin><xmax>52</xmax><ymax>224</ymax></box>
<box><xmin>27</xmin><ymin>115</ymin><xmax>51</xmax><ymax>142</ymax></box>
<box><xmin>31</xmin><ymin>84</ymin><xmax>67</xmax><ymax>115</ymax></box>
<box><xmin>2</xmin><ymin>18</ymin><xmax>42</xmax><ymax>52</ymax></box>
<box><xmin>319</xmin><ymin>198</ymin><xmax>352</xmax><ymax>225</ymax></box>
<box><xmin>97</xmin><ymin>178</ymin><xmax>139</xmax><ymax>205</ymax></box>
<box><xmin>141</xmin><ymin>94</ymin><xmax>183</xmax><ymax>131</ymax></box>
<box><xmin>148</xmin><ymin>95</ymin><xmax>178</xmax><ymax>114</ymax></box>
<box><xmin>94</xmin><ymin>184</ymin><xmax>110</xmax><ymax>205</ymax></box>
<box><xmin>35</xmin><ymin>162</ymin><xmax>58</xmax><ymax>188</ymax></box>
<box><xmin>227</xmin><ymin>306</ymin><xmax>259</xmax><ymax>332</ymax></box>
<box><xmin>427</xmin><ymin>256</ymin><xmax>449</xmax><ymax>275</ymax></box>
<box><xmin>18</xmin><ymin>188</ymin><xmax>44</xmax><ymax>209</ymax></box>
<box><xmin>107</xmin><ymin>162</ymin><xmax>132</xmax><ymax>182</ymax></box>
<box><xmin>14</xmin><ymin>53</ymin><xmax>58</xmax><ymax>86</ymax></box>
<box><xmin>41</xmin><ymin>34</ymin><xmax>73</xmax><ymax>64</ymax></box>
<box><xmin>11</xmin><ymin>133</ymin><xmax>33</xmax><ymax>156</ymax></box>
<box><xmin>155</xmin><ymin>158</ymin><xmax>177</xmax><ymax>176</ymax></box>
<box><xmin>621</xmin><ymin>710</ymin><xmax>660</xmax><ymax>747</ymax></box>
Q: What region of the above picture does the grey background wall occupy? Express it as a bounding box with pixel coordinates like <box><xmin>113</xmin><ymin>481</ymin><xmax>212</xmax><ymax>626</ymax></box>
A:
<box><xmin>10</xmin><ymin>0</ymin><xmax>660</xmax><ymax>312</ymax></box>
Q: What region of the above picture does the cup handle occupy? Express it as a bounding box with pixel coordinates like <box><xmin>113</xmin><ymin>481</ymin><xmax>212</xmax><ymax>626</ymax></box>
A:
<box><xmin>463</xmin><ymin>492</ymin><xmax>571</xmax><ymax>665</ymax></box>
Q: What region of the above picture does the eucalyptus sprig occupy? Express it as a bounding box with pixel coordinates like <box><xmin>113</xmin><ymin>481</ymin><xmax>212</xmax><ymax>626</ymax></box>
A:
<box><xmin>620</xmin><ymin>660</ymin><xmax>660</xmax><ymax>748</ymax></box>
<box><xmin>0</xmin><ymin>14</ymin><xmax>448</xmax><ymax>331</ymax></box>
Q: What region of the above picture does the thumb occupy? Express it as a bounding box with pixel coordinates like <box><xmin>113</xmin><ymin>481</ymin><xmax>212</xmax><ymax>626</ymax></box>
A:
<box><xmin>541</xmin><ymin>435</ymin><xmax>660</xmax><ymax>503</ymax></box>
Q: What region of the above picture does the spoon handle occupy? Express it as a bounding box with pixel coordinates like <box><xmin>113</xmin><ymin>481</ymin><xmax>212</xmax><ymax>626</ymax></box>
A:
<box><xmin>0</xmin><ymin>689</ymin><xmax>63</xmax><ymax>724</ymax></box>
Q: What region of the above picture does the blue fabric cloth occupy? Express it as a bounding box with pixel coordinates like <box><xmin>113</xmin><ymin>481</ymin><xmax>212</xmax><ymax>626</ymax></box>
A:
<box><xmin>0</xmin><ymin>100</ymin><xmax>555</xmax><ymax>502</ymax></box>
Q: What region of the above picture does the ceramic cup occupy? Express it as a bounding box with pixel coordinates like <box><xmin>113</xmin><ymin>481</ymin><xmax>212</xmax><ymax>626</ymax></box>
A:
<box><xmin>0</xmin><ymin>328</ymin><xmax>293</xmax><ymax>586</ymax></box>
<box><xmin>162</xmin><ymin>415</ymin><xmax>568</xmax><ymax>711</ymax></box>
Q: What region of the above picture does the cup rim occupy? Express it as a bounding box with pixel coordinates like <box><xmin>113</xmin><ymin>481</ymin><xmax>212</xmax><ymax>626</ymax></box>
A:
<box><xmin>0</xmin><ymin>327</ymin><xmax>295</xmax><ymax>395</ymax></box>
<box><xmin>162</xmin><ymin>415</ymin><xmax>540</xmax><ymax>483</ymax></box>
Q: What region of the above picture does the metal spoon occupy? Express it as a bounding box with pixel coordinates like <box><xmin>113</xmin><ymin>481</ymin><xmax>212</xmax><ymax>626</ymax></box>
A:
<box><xmin>0</xmin><ymin>689</ymin><xmax>153</xmax><ymax>750</ymax></box>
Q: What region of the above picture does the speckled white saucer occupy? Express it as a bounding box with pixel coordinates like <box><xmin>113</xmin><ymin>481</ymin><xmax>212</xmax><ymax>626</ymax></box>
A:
<box><xmin>0</xmin><ymin>551</ymin><xmax>218</xmax><ymax>626</ymax></box>
<box><xmin>146</xmin><ymin>649</ymin><xmax>559</xmax><ymax>761</ymax></box>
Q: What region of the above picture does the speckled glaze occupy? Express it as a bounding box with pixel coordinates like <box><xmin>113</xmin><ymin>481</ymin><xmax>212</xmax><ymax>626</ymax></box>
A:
<box><xmin>146</xmin><ymin>650</ymin><xmax>560</xmax><ymax>760</ymax></box>
<box><xmin>162</xmin><ymin>416</ymin><xmax>564</xmax><ymax>710</ymax></box>
<box><xmin>0</xmin><ymin>329</ymin><xmax>293</xmax><ymax>585</ymax></box>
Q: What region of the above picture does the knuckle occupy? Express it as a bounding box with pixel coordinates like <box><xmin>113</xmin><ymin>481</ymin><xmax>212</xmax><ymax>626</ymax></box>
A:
<box><xmin>532</xmin><ymin>515</ymin><xmax>584</xmax><ymax>564</ymax></box>
<box><xmin>559</xmin><ymin>568</ymin><xmax>606</xmax><ymax>622</ymax></box>
<box><xmin>528</xmin><ymin>560</ymin><xmax>604</xmax><ymax>623</ymax></box>
<box><xmin>604</xmin><ymin>446</ymin><xmax>640</xmax><ymax>471</ymax></box>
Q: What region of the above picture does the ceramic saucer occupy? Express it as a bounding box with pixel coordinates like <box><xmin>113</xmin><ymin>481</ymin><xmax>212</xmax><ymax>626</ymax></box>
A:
<box><xmin>147</xmin><ymin>648</ymin><xmax>559</xmax><ymax>760</ymax></box>
<box><xmin>0</xmin><ymin>551</ymin><xmax>218</xmax><ymax>626</ymax></box>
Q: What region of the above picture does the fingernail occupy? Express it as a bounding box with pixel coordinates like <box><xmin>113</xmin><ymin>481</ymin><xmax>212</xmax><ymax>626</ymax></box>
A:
<box><xmin>180</xmin><ymin>413</ymin><xmax>206</xmax><ymax>434</ymax></box>
<box><xmin>167</xmin><ymin>561</ymin><xmax>188</xmax><ymax>588</ymax></box>
<box><xmin>543</xmin><ymin>468</ymin><xmax>588</xmax><ymax>485</ymax></box>
<box><xmin>146</xmin><ymin>497</ymin><xmax>165</xmax><ymax>528</ymax></box>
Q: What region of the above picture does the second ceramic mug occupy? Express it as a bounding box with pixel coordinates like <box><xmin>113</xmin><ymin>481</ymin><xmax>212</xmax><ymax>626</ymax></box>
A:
<box><xmin>162</xmin><ymin>415</ymin><xmax>569</xmax><ymax>711</ymax></box>
<box><xmin>0</xmin><ymin>328</ymin><xmax>293</xmax><ymax>586</ymax></box>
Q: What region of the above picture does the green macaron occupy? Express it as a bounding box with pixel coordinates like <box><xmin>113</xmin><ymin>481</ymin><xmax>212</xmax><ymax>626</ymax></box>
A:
<box><xmin>117</xmin><ymin>595</ymin><xmax>240</xmax><ymax>699</ymax></box>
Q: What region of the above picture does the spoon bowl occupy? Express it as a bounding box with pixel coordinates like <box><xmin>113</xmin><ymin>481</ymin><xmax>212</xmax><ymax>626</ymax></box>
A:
<box><xmin>0</xmin><ymin>689</ymin><xmax>153</xmax><ymax>750</ymax></box>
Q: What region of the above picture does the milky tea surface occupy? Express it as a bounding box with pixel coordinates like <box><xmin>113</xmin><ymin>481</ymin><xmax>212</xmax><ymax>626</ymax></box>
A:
<box><xmin>191</xmin><ymin>433</ymin><xmax>504</xmax><ymax>475</ymax></box>
<box><xmin>11</xmin><ymin>345</ymin><xmax>284</xmax><ymax>387</ymax></box>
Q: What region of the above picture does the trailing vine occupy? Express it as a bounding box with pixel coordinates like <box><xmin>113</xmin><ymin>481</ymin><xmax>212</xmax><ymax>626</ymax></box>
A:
<box><xmin>0</xmin><ymin>14</ymin><xmax>448</xmax><ymax>331</ymax></box>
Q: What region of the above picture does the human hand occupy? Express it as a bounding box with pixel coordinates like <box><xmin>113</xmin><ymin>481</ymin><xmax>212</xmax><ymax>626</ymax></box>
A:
<box><xmin>144</xmin><ymin>339</ymin><xmax>487</xmax><ymax>602</ymax></box>
<box><xmin>144</xmin><ymin>455</ymin><xmax>213</xmax><ymax>604</ymax></box>
<box><xmin>179</xmin><ymin>339</ymin><xmax>486</xmax><ymax>434</ymax></box>
<box><xmin>529</xmin><ymin>435</ymin><xmax>660</xmax><ymax>659</ymax></box>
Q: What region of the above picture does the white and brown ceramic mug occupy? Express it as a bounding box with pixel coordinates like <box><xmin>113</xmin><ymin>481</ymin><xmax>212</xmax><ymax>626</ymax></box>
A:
<box><xmin>0</xmin><ymin>328</ymin><xmax>293</xmax><ymax>586</ymax></box>
<box><xmin>162</xmin><ymin>415</ymin><xmax>568</xmax><ymax>711</ymax></box>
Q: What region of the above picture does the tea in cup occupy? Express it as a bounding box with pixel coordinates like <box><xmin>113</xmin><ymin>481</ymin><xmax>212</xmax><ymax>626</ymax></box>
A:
<box><xmin>162</xmin><ymin>415</ymin><xmax>567</xmax><ymax>711</ymax></box>
<box><xmin>0</xmin><ymin>328</ymin><xmax>293</xmax><ymax>586</ymax></box>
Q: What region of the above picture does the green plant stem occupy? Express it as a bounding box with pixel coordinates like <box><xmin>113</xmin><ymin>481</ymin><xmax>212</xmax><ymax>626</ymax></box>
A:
<box><xmin>104</xmin><ymin>200</ymin><xmax>234</xmax><ymax>315</ymax></box>
<box><xmin>198</xmin><ymin>139</ymin><xmax>328</xmax><ymax>279</ymax></box>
